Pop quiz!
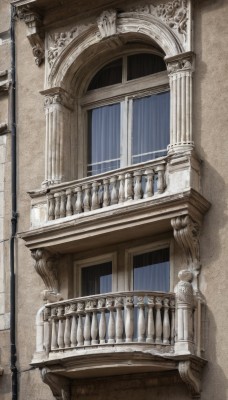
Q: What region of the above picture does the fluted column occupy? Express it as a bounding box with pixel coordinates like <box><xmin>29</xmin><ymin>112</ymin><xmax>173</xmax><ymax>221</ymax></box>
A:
<box><xmin>42</xmin><ymin>88</ymin><xmax>74</xmax><ymax>187</ymax></box>
<box><xmin>166</xmin><ymin>52</ymin><xmax>194</xmax><ymax>154</ymax></box>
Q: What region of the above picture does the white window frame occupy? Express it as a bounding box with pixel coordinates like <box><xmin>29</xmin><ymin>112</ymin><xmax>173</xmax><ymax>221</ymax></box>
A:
<box><xmin>74</xmin><ymin>253</ymin><xmax>117</xmax><ymax>297</ymax></box>
<box><xmin>124</xmin><ymin>240</ymin><xmax>174</xmax><ymax>292</ymax></box>
<box><xmin>77</xmin><ymin>51</ymin><xmax>170</xmax><ymax>178</ymax></box>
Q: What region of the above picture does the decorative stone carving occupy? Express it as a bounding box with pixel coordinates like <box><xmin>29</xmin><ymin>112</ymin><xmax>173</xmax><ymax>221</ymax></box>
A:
<box><xmin>16</xmin><ymin>6</ymin><xmax>44</xmax><ymax>66</ymax></box>
<box><xmin>41</xmin><ymin>368</ymin><xmax>70</xmax><ymax>400</ymax></box>
<box><xmin>31</xmin><ymin>249</ymin><xmax>63</xmax><ymax>302</ymax></box>
<box><xmin>176</xmin><ymin>270</ymin><xmax>193</xmax><ymax>305</ymax></box>
<box><xmin>0</xmin><ymin>123</ymin><xmax>8</xmax><ymax>134</ymax></box>
<box><xmin>0</xmin><ymin>70</ymin><xmax>10</xmax><ymax>94</ymax></box>
<box><xmin>179</xmin><ymin>360</ymin><xmax>203</xmax><ymax>398</ymax></box>
<box><xmin>43</xmin><ymin>89</ymin><xmax>74</xmax><ymax>111</ymax></box>
<box><xmin>172</xmin><ymin>215</ymin><xmax>200</xmax><ymax>272</ymax></box>
<box><xmin>97</xmin><ymin>10</ymin><xmax>117</xmax><ymax>38</ymax></box>
<box><xmin>166</xmin><ymin>52</ymin><xmax>194</xmax><ymax>74</ymax></box>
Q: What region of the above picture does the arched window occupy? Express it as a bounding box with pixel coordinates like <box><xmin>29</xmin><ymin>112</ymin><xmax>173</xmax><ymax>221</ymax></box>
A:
<box><xmin>81</xmin><ymin>52</ymin><xmax>170</xmax><ymax>176</ymax></box>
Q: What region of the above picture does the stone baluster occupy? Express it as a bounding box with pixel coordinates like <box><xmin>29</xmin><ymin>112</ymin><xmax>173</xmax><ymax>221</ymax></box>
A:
<box><xmin>115</xmin><ymin>297</ymin><xmax>124</xmax><ymax>343</ymax></box>
<box><xmin>90</xmin><ymin>300</ymin><xmax>98</xmax><ymax>345</ymax></box>
<box><xmin>155</xmin><ymin>297</ymin><xmax>162</xmax><ymax>344</ymax></box>
<box><xmin>64</xmin><ymin>306</ymin><xmax>71</xmax><ymax>348</ymax></box>
<box><xmin>156</xmin><ymin>166</ymin><xmax>165</xmax><ymax>194</ymax></box>
<box><xmin>60</xmin><ymin>191</ymin><xmax>66</xmax><ymax>218</ymax></box>
<box><xmin>57</xmin><ymin>306</ymin><xmax>65</xmax><ymax>349</ymax></box>
<box><xmin>69</xmin><ymin>304</ymin><xmax>77</xmax><ymax>347</ymax></box>
<box><xmin>125</xmin><ymin>296</ymin><xmax>134</xmax><ymax>343</ymax></box>
<box><xmin>146</xmin><ymin>296</ymin><xmax>155</xmax><ymax>343</ymax></box>
<box><xmin>167</xmin><ymin>54</ymin><xmax>194</xmax><ymax>154</ymax></box>
<box><xmin>47</xmin><ymin>194</ymin><xmax>55</xmax><ymax>220</ymax></box>
<box><xmin>76</xmin><ymin>302</ymin><xmax>84</xmax><ymax>346</ymax></box>
<box><xmin>91</xmin><ymin>182</ymin><xmax>99</xmax><ymax>210</ymax></box>
<box><xmin>84</xmin><ymin>301</ymin><xmax>92</xmax><ymax>346</ymax></box>
<box><xmin>144</xmin><ymin>168</ymin><xmax>154</xmax><ymax>198</ymax></box>
<box><xmin>137</xmin><ymin>296</ymin><xmax>145</xmax><ymax>342</ymax></box>
<box><xmin>66</xmin><ymin>189</ymin><xmax>73</xmax><ymax>216</ymax></box>
<box><xmin>110</xmin><ymin>176</ymin><xmax>118</xmax><ymax>205</ymax></box>
<box><xmin>43</xmin><ymin>307</ymin><xmax>51</xmax><ymax>355</ymax></box>
<box><xmin>170</xmin><ymin>299</ymin><xmax>175</xmax><ymax>345</ymax></box>
<box><xmin>51</xmin><ymin>307</ymin><xmax>58</xmax><ymax>350</ymax></box>
<box><xmin>163</xmin><ymin>298</ymin><xmax>170</xmax><ymax>344</ymax></box>
<box><xmin>103</xmin><ymin>178</ymin><xmax>110</xmax><ymax>207</ymax></box>
<box><xmin>175</xmin><ymin>270</ymin><xmax>194</xmax><ymax>354</ymax></box>
<box><xmin>54</xmin><ymin>192</ymin><xmax>61</xmax><ymax>219</ymax></box>
<box><xmin>106</xmin><ymin>298</ymin><xmax>115</xmax><ymax>343</ymax></box>
<box><xmin>125</xmin><ymin>172</ymin><xmax>133</xmax><ymax>201</ymax></box>
<box><xmin>134</xmin><ymin>171</ymin><xmax>142</xmax><ymax>200</ymax></box>
<box><xmin>83</xmin><ymin>184</ymin><xmax>91</xmax><ymax>212</ymax></box>
<box><xmin>118</xmin><ymin>174</ymin><xmax>125</xmax><ymax>203</ymax></box>
<box><xmin>98</xmin><ymin>298</ymin><xmax>106</xmax><ymax>344</ymax></box>
<box><xmin>74</xmin><ymin>186</ymin><xmax>83</xmax><ymax>214</ymax></box>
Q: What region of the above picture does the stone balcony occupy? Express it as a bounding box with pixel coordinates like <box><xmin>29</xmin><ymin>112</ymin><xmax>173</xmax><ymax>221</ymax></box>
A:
<box><xmin>20</xmin><ymin>152</ymin><xmax>209</xmax><ymax>253</ymax></box>
<box><xmin>31</xmin><ymin>279</ymin><xmax>206</xmax><ymax>397</ymax></box>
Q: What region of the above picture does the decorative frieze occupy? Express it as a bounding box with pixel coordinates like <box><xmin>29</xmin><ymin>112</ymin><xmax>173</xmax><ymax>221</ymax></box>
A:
<box><xmin>16</xmin><ymin>6</ymin><xmax>44</xmax><ymax>66</ymax></box>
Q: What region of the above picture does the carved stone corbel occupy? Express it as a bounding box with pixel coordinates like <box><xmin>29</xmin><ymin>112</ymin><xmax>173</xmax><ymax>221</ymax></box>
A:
<box><xmin>31</xmin><ymin>249</ymin><xmax>63</xmax><ymax>302</ymax></box>
<box><xmin>171</xmin><ymin>216</ymin><xmax>200</xmax><ymax>290</ymax></box>
<box><xmin>0</xmin><ymin>70</ymin><xmax>11</xmax><ymax>95</ymax></box>
<box><xmin>41</xmin><ymin>368</ymin><xmax>70</xmax><ymax>400</ymax></box>
<box><xmin>97</xmin><ymin>10</ymin><xmax>117</xmax><ymax>38</ymax></box>
<box><xmin>16</xmin><ymin>6</ymin><xmax>44</xmax><ymax>66</ymax></box>
<box><xmin>179</xmin><ymin>360</ymin><xmax>204</xmax><ymax>398</ymax></box>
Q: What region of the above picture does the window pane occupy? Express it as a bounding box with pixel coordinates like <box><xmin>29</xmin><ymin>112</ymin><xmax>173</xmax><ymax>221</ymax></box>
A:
<box><xmin>81</xmin><ymin>262</ymin><xmax>112</xmax><ymax>296</ymax></box>
<box><xmin>127</xmin><ymin>53</ymin><xmax>166</xmax><ymax>81</ymax></box>
<box><xmin>132</xmin><ymin>91</ymin><xmax>170</xmax><ymax>164</ymax></box>
<box><xmin>133</xmin><ymin>248</ymin><xmax>170</xmax><ymax>292</ymax></box>
<box><xmin>88</xmin><ymin>103</ymin><xmax>120</xmax><ymax>175</ymax></box>
<box><xmin>88</xmin><ymin>58</ymin><xmax>122</xmax><ymax>90</ymax></box>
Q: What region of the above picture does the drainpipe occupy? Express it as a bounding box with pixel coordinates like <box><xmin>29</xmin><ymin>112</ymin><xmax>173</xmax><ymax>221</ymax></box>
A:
<box><xmin>10</xmin><ymin>5</ymin><xmax>18</xmax><ymax>400</ymax></box>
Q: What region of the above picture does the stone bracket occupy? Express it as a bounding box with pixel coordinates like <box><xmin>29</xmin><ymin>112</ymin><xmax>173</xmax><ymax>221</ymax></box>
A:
<box><xmin>31</xmin><ymin>248</ymin><xmax>63</xmax><ymax>302</ymax></box>
<box><xmin>16</xmin><ymin>5</ymin><xmax>44</xmax><ymax>66</ymax></box>
<box><xmin>41</xmin><ymin>368</ymin><xmax>70</xmax><ymax>400</ymax></box>
<box><xmin>179</xmin><ymin>360</ymin><xmax>204</xmax><ymax>398</ymax></box>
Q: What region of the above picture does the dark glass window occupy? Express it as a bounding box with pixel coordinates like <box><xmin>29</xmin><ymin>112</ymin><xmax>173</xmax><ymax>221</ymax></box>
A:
<box><xmin>81</xmin><ymin>262</ymin><xmax>112</xmax><ymax>296</ymax></box>
<box><xmin>88</xmin><ymin>58</ymin><xmax>122</xmax><ymax>90</ymax></box>
<box><xmin>133</xmin><ymin>248</ymin><xmax>170</xmax><ymax>292</ymax></box>
<box><xmin>127</xmin><ymin>53</ymin><xmax>166</xmax><ymax>80</ymax></box>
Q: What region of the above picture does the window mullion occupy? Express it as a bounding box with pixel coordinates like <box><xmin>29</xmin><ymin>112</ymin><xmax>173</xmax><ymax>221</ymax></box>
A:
<box><xmin>127</xmin><ymin>97</ymin><xmax>133</xmax><ymax>165</ymax></box>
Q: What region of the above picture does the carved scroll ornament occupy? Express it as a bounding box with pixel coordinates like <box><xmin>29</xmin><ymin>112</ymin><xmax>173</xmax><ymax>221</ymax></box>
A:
<box><xmin>179</xmin><ymin>360</ymin><xmax>203</xmax><ymax>398</ymax></box>
<box><xmin>41</xmin><ymin>368</ymin><xmax>70</xmax><ymax>400</ymax></box>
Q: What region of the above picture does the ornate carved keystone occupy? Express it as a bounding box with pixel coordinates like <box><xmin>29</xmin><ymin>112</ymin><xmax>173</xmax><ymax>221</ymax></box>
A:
<box><xmin>16</xmin><ymin>6</ymin><xmax>44</xmax><ymax>66</ymax></box>
<box><xmin>97</xmin><ymin>10</ymin><xmax>117</xmax><ymax>38</ymax></box>
<box><xmin>41</xmin><ymin>368</ymin><xmax>70</xmax><ymax>400</ymax></box>
<box><xmin>31</xmin><ymin>249</ymin><xmax>63</xmax><ymax>302</ymax></box>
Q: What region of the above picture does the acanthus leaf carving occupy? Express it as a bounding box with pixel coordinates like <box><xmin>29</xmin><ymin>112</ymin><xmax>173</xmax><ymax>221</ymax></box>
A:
<box><xmin>16</xmin><ymin>5</ymin><xmax>44</xmax><ymax>66</ymax></box>
<box><xmin>166</xmin><ymin>52</ymin><xmax>194</xmax><ymax>74</ymax></box>
<box><xmin>41</xmin><ymin>368</ymin><xmax>70</xmax><ymax>400</ymax></box>
<box><xmin>97</xmin><ymin>9</ymin><xmax>117</xmax><ymax>39</ymax></box>
<box><xmin>31</xmin><ymin>248</ymin><xmax>63</xmax><ymax>302</ymax></box>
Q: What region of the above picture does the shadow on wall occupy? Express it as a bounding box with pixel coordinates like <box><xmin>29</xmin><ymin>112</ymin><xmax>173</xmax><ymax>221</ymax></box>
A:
<box><xmin>194</xmin><ymin>1</ymin><xmax>228</xmax><ymax>399</ymax></box>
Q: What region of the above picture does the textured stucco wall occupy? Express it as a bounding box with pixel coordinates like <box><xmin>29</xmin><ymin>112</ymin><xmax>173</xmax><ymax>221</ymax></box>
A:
<box><xmin>0</xmin><ymin>0</ymin><xmax>227</xmax><ymax>399</ymax></box>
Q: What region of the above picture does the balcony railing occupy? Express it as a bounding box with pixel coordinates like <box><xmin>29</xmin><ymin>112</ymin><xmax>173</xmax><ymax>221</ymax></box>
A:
<box><xmin>47</xmin><ymin>159</ymin><xmax>166</xmax><ymax>221</ymax></box>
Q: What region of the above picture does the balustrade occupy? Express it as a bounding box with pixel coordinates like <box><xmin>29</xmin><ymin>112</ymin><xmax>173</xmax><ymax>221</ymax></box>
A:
<box><xmin>40</xmin><ymin>291</ymin><xmax>175</xmax><ymax>355</ymax></box>
<box><xmin>47</xmin><ymin>161</ymin><xmax>167</xmax><ymax>221</ymax></box>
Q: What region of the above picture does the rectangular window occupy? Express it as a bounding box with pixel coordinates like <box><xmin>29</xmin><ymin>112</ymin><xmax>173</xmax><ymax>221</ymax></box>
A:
<box><xmin>133</xmin><ymin>247</ymin><xmax>170</xmax><ymax>292</ymax></box>
<box><xmin>81</xmin><ymin>261</ymin><xmax>112</xmax><ymax>296</ymax></box>
<box><xmin>87</xmin><ymin>103</ymin><xmax>120</xmax><ymax>176</ymax></box>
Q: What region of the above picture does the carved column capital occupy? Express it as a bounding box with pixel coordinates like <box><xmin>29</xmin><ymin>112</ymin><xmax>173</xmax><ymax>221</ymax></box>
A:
<box><xmin>42</xmin><ymin>88</ymin><xmax>74</xmax><ymax>111</ymax></box>
<box><xmin>179</xmin><ymin>360</ymin><xmax>204</xmax><ymax>398</ymax></box>
<box><xmin>41</xmin><ymin>368</ymin><xmax>70</xmax><ymax>400</ymax></box>
<box><xmin>31</xmin><ymin>249</ymin><xmax>63</xmax><ymax>302</ymax></box>
<box><xmin>166</xmin><ymin>52</ymin><xmax>195</xmax><ymax>75</ymax></box>
<box><xmin>16</xmin><ymin>5</ymin><xmax>44</xmax><ymax>66</ymax></box>
<box><xmin>97</xmin><ymin>9</ymin><xmax>117</xmax><ymax>38</ymax></box>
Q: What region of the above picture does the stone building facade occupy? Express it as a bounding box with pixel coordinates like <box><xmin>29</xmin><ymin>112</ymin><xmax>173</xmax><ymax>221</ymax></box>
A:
<box><xmin>0</xmin><ymin>0</ymin><xmax>227</xmax><ymax>399</ymax></box>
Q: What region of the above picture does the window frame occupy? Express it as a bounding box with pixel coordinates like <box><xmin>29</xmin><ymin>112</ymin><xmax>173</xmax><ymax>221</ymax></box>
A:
<box><xmin>124</xmin><ymin>240</ymin><xmax>174</xmax><ymax>293</ymax></box>
<box><xmin>74</xmin><ymin>253</ymin><xmax>117</xmax><ymax>297</ymax></box>
<box><xmin>77</xmin><ymin>50</ymin><xmax>170</xmax><ymax>179</ymax></box>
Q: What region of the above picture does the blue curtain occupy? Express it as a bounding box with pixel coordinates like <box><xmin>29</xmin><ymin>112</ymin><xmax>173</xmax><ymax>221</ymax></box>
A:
<box><xmin>81</xmin><ymin>262</ymin><xmax>112</xmax><ymax>296</ymax></box>
<box><xmin>133</xmin><ymin>248</ymin><xmax>170</xmax><ymax>292</ymax></box>
<box><xmin>132</xmin><ymin>91</ymin><xmax>170</xmax><ymax>164</ymax></box>
<box><xmin>88</xmin><ymin>103</ymin><xmax>120</xmax><ymax>176</ymax></box>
